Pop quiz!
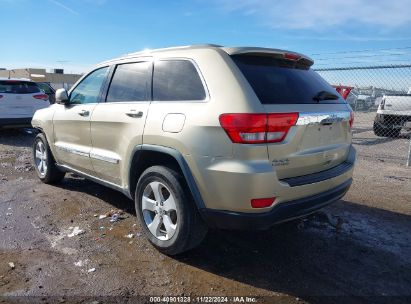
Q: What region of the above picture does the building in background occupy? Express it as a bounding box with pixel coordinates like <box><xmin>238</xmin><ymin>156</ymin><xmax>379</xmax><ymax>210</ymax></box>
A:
<box><xmin>0</xmin><ymin>68</ymin><xmax>82</xmax><ymax>90</ymax></box>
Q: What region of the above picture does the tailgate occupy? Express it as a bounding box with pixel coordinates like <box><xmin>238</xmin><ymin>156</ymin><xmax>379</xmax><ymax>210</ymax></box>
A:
<box><xmin>0</xmin><ymin>93</ymin><xmax>34</xmax><ymax>118</ymax></box>
<box><xmin>0</xmin><ymin>80</ymin><xmax>42</xmax><ymax>118</ymax></box>
<box><xmin>231</xmin><ymin>53</ymin><xmax>353</xmax><ymax>180</ymax></box>
<box><xmin>263</xmin><ymin>104</ymin><xmax>352</xmax><ymax>179</ymax></box>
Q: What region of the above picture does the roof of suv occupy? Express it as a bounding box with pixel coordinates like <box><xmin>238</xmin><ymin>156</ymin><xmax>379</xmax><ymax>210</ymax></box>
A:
<box><xmin>0</xmin><ymin>77</ymin><xmax>33</xmax><ymax>82</ymax></box>
<box><xmin>101</xmin><ymin>44</ymin><xmax>314</xmax><ymax>66</ymax></box>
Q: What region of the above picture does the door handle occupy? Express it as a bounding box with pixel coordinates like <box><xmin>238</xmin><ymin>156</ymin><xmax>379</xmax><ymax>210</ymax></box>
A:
<box><xmin>78</xmin><ymin>110</ymin><xmax>90</xmax><ymax>117</ymax></box>
<box><xmin>126</xmin><ymin>110</ymin><xmax>143</xmax><ymax>118</ymax></box>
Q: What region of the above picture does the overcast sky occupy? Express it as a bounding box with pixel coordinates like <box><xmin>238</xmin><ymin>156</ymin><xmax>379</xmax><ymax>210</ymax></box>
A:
<box><xmin>1</xmin><ymin>0</ymin><xmax>411</xmax><ymax>73</ymax></box>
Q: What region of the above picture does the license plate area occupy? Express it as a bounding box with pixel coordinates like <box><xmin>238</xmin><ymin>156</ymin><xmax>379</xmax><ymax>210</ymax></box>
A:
<box><xmin>299</xmin><ymin>124</ymin><xmax>346</xmax><ymax>149</ymax></box>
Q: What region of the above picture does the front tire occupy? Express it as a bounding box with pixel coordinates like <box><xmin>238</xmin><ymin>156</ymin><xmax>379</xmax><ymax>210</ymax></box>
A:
<box><xmin>135</xmin><ymin>165</ymin><xmax>207</xmax><ymax>255</ymax></box>
<box><xmin>33</xmin><ymin>133</ymin><xmax>65</xmax><ymax>184</ymax></box>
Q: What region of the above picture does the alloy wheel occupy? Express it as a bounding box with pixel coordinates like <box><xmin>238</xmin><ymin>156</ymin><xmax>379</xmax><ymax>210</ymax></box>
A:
<box><xmin>34</xmin><ymin>140</ymin><xmax>48</xmax><ymax>177</ymax></box>
<box><xmin>142</xmin><ymin>181</ymin><xmax>178</xmax><ymax>241</ymax></box>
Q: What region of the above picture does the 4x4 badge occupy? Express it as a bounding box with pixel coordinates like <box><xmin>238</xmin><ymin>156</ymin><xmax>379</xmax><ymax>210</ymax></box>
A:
<box><xmin>272</xmin><ymin>159</ymin><xmax>290</xmax><ymax>166</ymax></box>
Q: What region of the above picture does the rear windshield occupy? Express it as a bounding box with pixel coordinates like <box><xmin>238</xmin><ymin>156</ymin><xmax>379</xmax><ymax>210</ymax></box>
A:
<box><xmin>0</xmin><ymin>80</ymin><xmax>41</xmax><ymax>94</ymax></box>
<box><xmin>231</xmin><ymin>55</ymin><xmax>343</xmax><ymax>104</ymax></box>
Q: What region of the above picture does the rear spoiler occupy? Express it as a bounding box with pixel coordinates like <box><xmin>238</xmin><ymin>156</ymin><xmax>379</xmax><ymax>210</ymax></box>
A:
<box><xmin>222</xmin><ymin>47</ymin><xmax>314</xmax><ymax>67</ymax></box>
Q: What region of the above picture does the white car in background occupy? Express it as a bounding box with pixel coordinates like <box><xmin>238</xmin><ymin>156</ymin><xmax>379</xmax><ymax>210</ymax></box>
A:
<box><xmin>0</xmin><ymin>79</ymin><xmax>50</xmax><ymax>128</ymax></box>
<box><xmin>374</xmin><ymin>87</ymin><xmax>411</xmax><ymax>137</ymax></box>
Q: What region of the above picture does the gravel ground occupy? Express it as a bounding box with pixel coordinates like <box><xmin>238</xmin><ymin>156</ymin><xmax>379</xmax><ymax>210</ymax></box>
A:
<box><xmin>352</xmin><ymin>111</ymin><xmax>410</xmax><ymax>165</ymax></box>
<box><xmin>0</xmin><ymin>127</ymin><xmax>410</xmax><ymax>304</ymax></box>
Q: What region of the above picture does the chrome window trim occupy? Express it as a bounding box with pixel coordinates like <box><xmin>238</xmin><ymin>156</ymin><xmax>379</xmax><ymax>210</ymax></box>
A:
<box><xmin>296</xmin><ymin>111</ymin><xmax>351</xmax><ymax>126</ymax></box>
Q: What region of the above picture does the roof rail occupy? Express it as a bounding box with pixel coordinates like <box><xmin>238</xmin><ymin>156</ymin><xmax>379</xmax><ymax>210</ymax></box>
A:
<box><xmin>124</xmin><ymin>44</ymin><xmax>223</xmax><ymax>57</ymax></box>
<box><xmin>190</xmin><ymin>44</ymin><xmax>223</xmax><ymax>47</ymax></box>
<box><xmin>0</xmin><ymin>77</ymin><xmax>32</xmax><ymax>81</ymax></box>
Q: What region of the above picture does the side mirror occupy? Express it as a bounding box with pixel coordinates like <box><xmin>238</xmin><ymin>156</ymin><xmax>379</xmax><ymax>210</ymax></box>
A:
<box><xmin>55</xmin><ymin>88</ymin><xmax>69</xmax><ymax>105</ymax></box>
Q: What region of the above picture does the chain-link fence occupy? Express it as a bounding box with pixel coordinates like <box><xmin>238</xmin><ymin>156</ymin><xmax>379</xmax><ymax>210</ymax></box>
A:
<box><xmin>315</xmin><ymin>64</ymin><xmax>411</xmax><ymax>166</ymax></box>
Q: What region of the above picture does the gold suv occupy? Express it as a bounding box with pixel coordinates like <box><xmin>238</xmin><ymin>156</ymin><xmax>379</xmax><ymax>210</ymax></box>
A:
<box><xmin>32</xmin><ymin>45</ymin><xmax>356</xmax><ymax>255</ymax></box>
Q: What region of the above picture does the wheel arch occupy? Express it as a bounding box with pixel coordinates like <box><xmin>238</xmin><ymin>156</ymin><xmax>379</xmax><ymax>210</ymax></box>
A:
<box><xmin>32</xmin><ymin>126</ymin><xmax>60</xmax><ymax>160</ymax></box>
<box><xmin>128</xmin><ymin>144</ymin><xmax>205</xmax><ymax>210</ymax></box>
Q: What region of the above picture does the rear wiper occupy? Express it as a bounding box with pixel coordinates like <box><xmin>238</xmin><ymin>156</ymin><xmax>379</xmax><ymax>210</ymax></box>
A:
<box><xmin>313</xmin><ymin>91</ymin><xmax>339</xmax><ymax>102</ymax></box>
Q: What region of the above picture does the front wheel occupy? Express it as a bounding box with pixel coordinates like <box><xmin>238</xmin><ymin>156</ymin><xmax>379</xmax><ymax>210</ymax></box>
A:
<box><xmin>135</xmin><ymin>166</ymin><xmax>207</xmax><ymax>255</ymax></box>
<box><xmin>33</xmin><ymin>133</ymin><xmax>65</xmax><ymax>184</ymax></box>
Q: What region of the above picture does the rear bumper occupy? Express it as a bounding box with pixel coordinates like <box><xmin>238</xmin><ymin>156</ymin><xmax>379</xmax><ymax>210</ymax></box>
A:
<box><xmin>192</xmin><ymin>146</ymin><xmax>355</xmax><ymax>213</ymax></box>
<box><xmin>0</xmin><ymin>118</ymin><xmax>33</xmax><ymax>128</ymax></box>
<box><xmin>200</xmin><ymin>178</ymin><xmax>352</xmax><ymax>230</ymax></box>
<box><xmin>280</xmin><ymin>160</ymin><xmax>353</xmax><ymax>187</ymax></box>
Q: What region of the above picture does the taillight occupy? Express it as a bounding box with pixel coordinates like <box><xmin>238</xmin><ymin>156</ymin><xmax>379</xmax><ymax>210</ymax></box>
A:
<box><xmin>219</xmin><ymin>113</ymin><xmax>298</xmax><ymax>144</ymax></box>
<box><xmin>267</xmin><ymin>113</ymin><xmax>299</xmax><ymax>143</ymax></box>
<box><xmin>349</xmin><ymin>110</ymin><xmax>354</xmax><ymax>129</ymax></box>
<box><xmin>251</xmin><ymin>197</ymin><xmax>276</xmax><ymax>208</ymax></box>
<box><xmin>33</xmin><ymin>94</ymin><xmax>49</xmax><ymax>101</ymax></box>
<box><xmin>219</xmin><ymin>113</ymin><xmax>266</xmax><ymax>144</ymax></box>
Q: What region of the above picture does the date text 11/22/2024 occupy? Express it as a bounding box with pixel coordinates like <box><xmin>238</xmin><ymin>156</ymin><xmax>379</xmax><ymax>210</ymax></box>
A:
<box><xmin>149</xmin><ymin>296</ymin><xmax>258</xmax><ymax>303</ymax></box>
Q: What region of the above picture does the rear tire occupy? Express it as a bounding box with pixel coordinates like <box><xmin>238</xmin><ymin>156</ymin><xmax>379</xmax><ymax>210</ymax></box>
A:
<box><xmin>33</xmin><ymin>133</ymin><xmax>65</xmax><ymax>184</ymax></box>
<box><xmin>135</xmin><ymin>165</ymin><xmax>208</xmax><ymax>255</ymax></box>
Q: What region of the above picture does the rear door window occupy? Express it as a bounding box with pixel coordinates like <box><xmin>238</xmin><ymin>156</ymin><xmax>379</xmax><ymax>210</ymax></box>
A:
<box><xmin>106</xmin><ymin>62</ymin><xmax>151</xmax><ymax>102</ymax></box>
<box><xmin>231</xmin><ymin>55</ymin><xmax>343</xmax><ymax>104</ymax></box>
<box><xmin>0</xmin><ymin>81</ymin><xmax>40</xmax><ymax>94</ymax></box>
<box><xmin>153</xmin><ymin>60</ymin><xmax>206</xmax><ymax>101</ymax></box>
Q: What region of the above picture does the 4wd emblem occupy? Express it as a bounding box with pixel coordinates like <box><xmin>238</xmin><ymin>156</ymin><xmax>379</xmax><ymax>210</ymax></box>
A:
<box><xmin>272</xmin><ymin>159</ymin><xmax>290</xmax><ymax>166</ymax></box>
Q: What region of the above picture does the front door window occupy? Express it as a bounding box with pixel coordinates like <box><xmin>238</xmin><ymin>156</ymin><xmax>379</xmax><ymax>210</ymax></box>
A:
<box><xmin>70</xmin><ymin>67</ymin><xmax>109</xmax><ymax>104</ymax></box>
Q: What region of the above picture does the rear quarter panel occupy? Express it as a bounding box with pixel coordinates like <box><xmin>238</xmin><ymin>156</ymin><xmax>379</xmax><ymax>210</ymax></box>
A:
<box><xmin>142</xmin><ymin>48</ymin><xmax>270</xmax><ymax>210</ymax></box>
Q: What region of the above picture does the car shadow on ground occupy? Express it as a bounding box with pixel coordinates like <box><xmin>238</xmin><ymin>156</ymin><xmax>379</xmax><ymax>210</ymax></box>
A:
<box><xmin>179</xmin><ymin>200</ymin><xmax>411</xmax><ymax>303</ymax></box>
<box><xmin>352</xmin><ymin>128</ymin><xmax>410</xmax><ymax>141</ymax></box>
<box><xmin>56</xmin><ymin>176</ymin><xmax>411</xmax><ymax>303</ymax></box>
<box><xmin>59</xmin><ymin>174</ymin><xmax>136</xmax><ymax>214</ymax></box>
<box><xmin>352</xmin><ymin>136</ymin><xmax>400</xmax><ymax>146</ymax></box>
<box><xmin>0</xmin><ymin>128</ymin><xmax>36</xmax><ymax>148</ymax></box>
<box><xmin>352</xmin><ymin>127</ymin><xmax>373</xmax><ymax>135</ymax></box>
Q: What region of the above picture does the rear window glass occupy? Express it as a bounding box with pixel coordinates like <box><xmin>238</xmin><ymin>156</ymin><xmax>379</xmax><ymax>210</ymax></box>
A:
<box><xmin>231</xmin><ymin>55</ymin><xmax>343</xmax><ymax>104</ymax></box>
<box><xmin>106</xmin><ymin>62</ymin><xmax>151</xmax><ymax>102</ymax></box>
<box><xmin>0</xmin><ymin>81</ymin><xmax>40</xmax><ymax>94</ymax></box>
<box><xmin>153</xmin><ymin>60</ymin><xmax>206</xmax><ymax>101</ymax></box>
